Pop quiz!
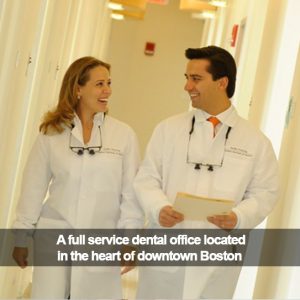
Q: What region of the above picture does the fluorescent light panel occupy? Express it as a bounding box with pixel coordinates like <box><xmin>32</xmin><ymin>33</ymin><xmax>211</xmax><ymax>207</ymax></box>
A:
<box><xmin>192</xmin><ymin>11</ymin><xmax>215</xmax><ymax>19</ymax></box>
<box><xmin>108</xmin><ymin>2</ymin><xmax>124</xmax><ymax>10</ymax></box>
<box><xmin>209</xmin><ymin>0</ymin><xmax>227</xmax><ymax>8</ymax></box>
<box><xmin>111</xmin><ymin>13</ymin><xmax>125</xmax><ymax>20</ymax></box>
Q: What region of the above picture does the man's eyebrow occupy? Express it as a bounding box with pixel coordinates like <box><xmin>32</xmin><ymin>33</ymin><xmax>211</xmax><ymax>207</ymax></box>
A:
<box><xmin>184</xmin><ymin>74</ymin><xmax>203</xmax><ymax>78</ymax></box>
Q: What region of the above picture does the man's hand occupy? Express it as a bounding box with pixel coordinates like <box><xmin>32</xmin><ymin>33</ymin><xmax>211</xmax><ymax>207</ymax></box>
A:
<box><xmin>207</xmin><ymin>211</ymin><xmax>237</xmax><ymax>229</ymax></box>
<box><xmin>159</xmin><ymin>205</ymin><xmax>184</xmax><ymax>227</ymax></box>
<box><xmin>12</xmin><ymin>247</ymin><xmax>28</xmax><ymax>268</ymax></box>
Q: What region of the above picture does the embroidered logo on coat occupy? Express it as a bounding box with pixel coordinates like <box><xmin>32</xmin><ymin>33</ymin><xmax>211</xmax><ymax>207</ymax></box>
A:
<box><xmin>226</xmin><ymin>146</ymin><xmax>253</xmax><ymax>157</ymax></box>
<box><xmin>101</xmin><ymin>147</ymin><xmax>122</xmax><ymax>156</ymax></box>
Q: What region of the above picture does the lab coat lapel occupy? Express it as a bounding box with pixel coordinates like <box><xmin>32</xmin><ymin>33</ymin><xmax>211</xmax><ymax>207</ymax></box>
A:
<box><xmin>189</xmin><ymin>119</ymin><xmax>226</xmax><ymax>166</ymax></box>
<box><xmin>223</xmin><ymin>106</ymin><xmax>239</xmax><ymax>128</ymax></box>
<box><xmin>188</xmin><ymin>119</ymin><xmax>211</xmax><ymax>162</ymax></box>
<box><xmin>71</xmin><ymin>114</ymin><xmax>84</xmax><ymax>145</ymax></box>
<box><xmin>205</xmin><ymin>126</ymin><xmax>228</xmax><ymax>165</ymax></box>
<box><xmin>71</xmin><ymin>112</ymin><xmax>104</xmax><ymax>146</ymax></box>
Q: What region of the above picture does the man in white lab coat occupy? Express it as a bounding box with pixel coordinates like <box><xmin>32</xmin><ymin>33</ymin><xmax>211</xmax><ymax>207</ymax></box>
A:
<box><xmin>134</xmin><ymin>46</ymin><xmax>279</xmax><ymax>298</ymax></box>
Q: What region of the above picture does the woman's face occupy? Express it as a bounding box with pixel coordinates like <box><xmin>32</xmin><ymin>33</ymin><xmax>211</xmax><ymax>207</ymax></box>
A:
<box><xmin>77</xmin><ymin>66</ymin><xmax>111</xmax><ymax>115</ymax></box>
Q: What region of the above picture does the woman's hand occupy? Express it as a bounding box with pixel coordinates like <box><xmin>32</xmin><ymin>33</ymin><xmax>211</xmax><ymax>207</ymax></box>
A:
<box><xmin>121</xmin><ymin>245</ymin><xmax>137</xmax><ymax>275</ymax></box>
<box><xmin>121</xmin><ymin>265</ymin><xmax>135</xmax><ymax>275</ymax></box>
<box><xmin>12</xmin><ymin>247</ymin><xmax>28</xmax><ymax>268</ymax></box>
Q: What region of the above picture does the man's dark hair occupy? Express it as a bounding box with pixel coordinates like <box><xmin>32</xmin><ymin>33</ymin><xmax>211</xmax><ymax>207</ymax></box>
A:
<box><xmin>185</xmin><ymin>46</ymin><xmax>237</xmax><ymax>98</ymax></box>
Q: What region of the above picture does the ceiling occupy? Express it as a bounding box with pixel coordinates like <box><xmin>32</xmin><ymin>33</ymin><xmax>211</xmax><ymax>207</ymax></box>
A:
<box><xmin>109</xmin><ymin>0</ymin><xmax>225</xmax><ymax>20</ymax></box>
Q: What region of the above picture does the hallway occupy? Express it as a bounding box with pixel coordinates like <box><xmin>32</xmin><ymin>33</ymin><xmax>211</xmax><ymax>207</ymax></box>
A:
<box><xmin>0</xmin><ymin>0</ymin><xmax>299</xmax><ymax>298</ymax></box>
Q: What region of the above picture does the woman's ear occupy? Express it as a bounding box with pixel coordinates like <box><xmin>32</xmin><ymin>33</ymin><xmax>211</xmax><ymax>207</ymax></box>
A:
<box><xmin>76</xmin><ymin>85</ymin><xmax>82</xmax><ymax>98</ymax></box>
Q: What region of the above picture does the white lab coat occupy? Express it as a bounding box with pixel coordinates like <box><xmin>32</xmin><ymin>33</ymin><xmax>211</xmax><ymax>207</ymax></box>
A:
<box><xmin>134</xmin><ymin>106</ymin><xmax>279</xmax><ymax>299</ymax></box>
<box><xmin>14</xmin><ymin>112</ymin><xmax>143</xmax><ymax>299</ymax></box>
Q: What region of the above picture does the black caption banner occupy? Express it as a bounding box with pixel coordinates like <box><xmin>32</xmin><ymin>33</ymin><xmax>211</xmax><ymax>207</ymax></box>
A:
<box><xmin>1</xmin><ymin>229</ymin><xmax>300</xmax><ymax>266</ymax></box>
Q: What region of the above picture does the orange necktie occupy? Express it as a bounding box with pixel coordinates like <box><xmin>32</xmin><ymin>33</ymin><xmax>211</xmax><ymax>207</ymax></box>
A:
<box><xmin>207</xmin><ymin>116</ymin><xmax>220</xmax><ymax>137</ymax></box>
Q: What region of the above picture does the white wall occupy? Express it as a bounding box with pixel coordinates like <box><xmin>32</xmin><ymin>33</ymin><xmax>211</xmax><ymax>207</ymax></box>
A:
<box><xmin>205</xmin><ymin>0</ymin><xmax>300</xmax><ymax>298</ymax></box>
<box><xmin>253</xmin><ymin>48</ymin><xmax>300</xmax><ymax>299</ymax></box>
<box><xmin>218</xmin><ymin>0</ymin><xmax>270</xmax><ymax>120</ymax></box>
<box><xmin>107</xmin><ymin>0</ymin><xmax>204</xmax><ymax>154</ymax></box>
<box><xmin>0</xmin><ymin>0</ymin><xmax>112</xmax><ymax>297</ymax></box>
<box><xmin>254</xmin><ymin>4</ymin><xmax>300</xmax><ymax>295</ymax></box>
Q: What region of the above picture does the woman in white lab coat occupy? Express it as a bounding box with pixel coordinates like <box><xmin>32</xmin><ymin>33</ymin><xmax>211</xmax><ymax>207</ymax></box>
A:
<box><xmin>12</xmin><ymin>57</ymin><xmax>143</xmax><ymax>299</ymax></box>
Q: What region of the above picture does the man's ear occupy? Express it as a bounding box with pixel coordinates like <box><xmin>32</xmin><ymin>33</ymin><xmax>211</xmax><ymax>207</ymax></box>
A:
<box><xmin>218</xmin><ymin>76</ymin><xmax>229</xmax><ymax>91</ymax></box>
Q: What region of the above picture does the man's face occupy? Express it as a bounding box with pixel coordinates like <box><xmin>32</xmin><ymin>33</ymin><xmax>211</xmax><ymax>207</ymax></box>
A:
<box><xmin>184</xmin><ymin>59</ymin><xmax>223</xmax><ymax>112</ymax></box>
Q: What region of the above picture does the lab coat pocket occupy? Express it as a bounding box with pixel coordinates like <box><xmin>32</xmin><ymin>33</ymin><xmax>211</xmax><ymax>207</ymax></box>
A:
<box><xmin>34</xmin><ymin>217</ymin><xmax>72</xmax><ymax>266</ymax></box>
<box><xmin>36</xmin><ymin>216</ymin><xmax>72</xmax><ymax>229</ymax></box>
<box><xmin>96</xmin><ymin>153</ymin><xmax>122</xmax><ymax>177</ymax></box>
<box><xmin>87</xmin><ymin>153</ymin><xmax>123</xmax><ymax>192</ymax></box>
<box><xmin>213</xmin><ymin>153</ymin><xmax>254</xmax><ymax>201</ymax></box>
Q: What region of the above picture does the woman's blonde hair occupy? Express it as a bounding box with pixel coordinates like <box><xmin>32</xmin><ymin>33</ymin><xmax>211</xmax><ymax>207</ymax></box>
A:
<box><xmin>40</xmin><ymin>56</ymin><xmax>110</xmax><ymax>134</ymax></box>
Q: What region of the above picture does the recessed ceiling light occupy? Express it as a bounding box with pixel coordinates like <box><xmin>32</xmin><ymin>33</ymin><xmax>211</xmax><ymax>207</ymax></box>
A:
<box><xmin>192</xmin><ymin>11</ymin><xmax>215</xmax><ymax>19</ymax></box>
<box><xmin>209</xmin><ymin>0</ymin><xmax>227</xmax><ymax>8</ymax></box>
<box><xmin>111</xmin><ymin>13</ymin><xmax>125</xmax><ymax>20</ymax></box>
<box><xmin>108</xmin><ymin>2</ymin><xmax>124</xmax><ymax>10</ymax></box>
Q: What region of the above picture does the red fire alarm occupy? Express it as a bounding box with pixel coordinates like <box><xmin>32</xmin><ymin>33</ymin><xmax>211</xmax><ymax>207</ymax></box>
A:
<box><xmin>231</xmin><ymin>24</ymin><xmax>239</xmax><ymax>47</ymax></box>
<box><xmin>144</xmin><ymin>42</ymin><xmax>155</xmax><ymax>56</ymax></box>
